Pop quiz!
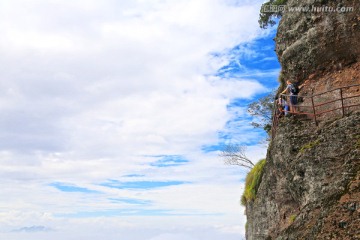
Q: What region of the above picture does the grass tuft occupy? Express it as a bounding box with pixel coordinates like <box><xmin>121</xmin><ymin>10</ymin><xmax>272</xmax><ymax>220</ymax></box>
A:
<box><xmin>299</xmin><ymin>139</ymin><xmax>320</xmax><ymax>153</ymax></box>
<box><xmin>289</xmin><ymin>214</ymin><xmax>297</xmax><ymax>223</ymax></box>
<box><xmin>241</xmin><ymin>159</ymin><xmax>266</xmax><ymax>206</ymax></box>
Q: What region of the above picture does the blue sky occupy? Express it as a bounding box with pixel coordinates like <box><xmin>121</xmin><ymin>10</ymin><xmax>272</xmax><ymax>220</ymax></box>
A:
<box><xmin>0</xmin><ymin>1</ymin><xmax>279</xmax><ymax>240</ymax></box>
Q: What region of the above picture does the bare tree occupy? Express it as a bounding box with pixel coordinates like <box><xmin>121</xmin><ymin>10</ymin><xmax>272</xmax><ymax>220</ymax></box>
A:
<box><xmin>220</xmin><ymin>144</ymin><xmax>255</xmax><ymax>169</ymax></box>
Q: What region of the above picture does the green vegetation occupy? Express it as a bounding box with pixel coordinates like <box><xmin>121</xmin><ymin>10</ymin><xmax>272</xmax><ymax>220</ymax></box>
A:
<box><xmin>299</xmin><ymin>139</ymin><xmax>320</xmax><ymax>153</ymax></box>
<box><xmin>241</xmin><ymin>159</ymin><xmax>267</xmax><ymax>206</ymax></box>
<box><xmin>289</xmin><ymin>214</ymin><xmax>297</xmax><ymax>223</ymax></box>
<box><xmin>259</xmin><ymin>0</ymin><xmax>289</xmax><ymax>29</ymax></box>
<box><xmin>247</xmin><ymin>91</ymin><xmax>275</xmax><ymax>136</ymax></box>
<box><xmin>277</xmin><ymin>71</ymin><xmax>286</xmax><ymax>96</ymax></box>
<box><xmin>355</xmin><ymin>135</ymin><xmax>360</xmax><ymax>149</ymax></box>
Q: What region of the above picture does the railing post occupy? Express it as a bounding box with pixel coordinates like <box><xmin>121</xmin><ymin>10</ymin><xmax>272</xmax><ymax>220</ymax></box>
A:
<box><xmin>311</xmin><ymin>96</ymin><xmax>317</xmax><ymax>126</ymax></box>
<box><xmin>340</xmin><ymin>88</ymin><xmax>345</xmax><ymax>117</ymax></box>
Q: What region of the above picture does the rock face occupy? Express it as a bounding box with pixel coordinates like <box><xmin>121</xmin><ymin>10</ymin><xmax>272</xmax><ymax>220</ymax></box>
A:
<box><xmin>245</xmin><ymin>0</ymin><xmax>360</xmax><ymax>239</ymax></box>
<box><xmin>246</xmin><ymin>113</ymin><xmax>360</xmax><ymax>240</ymax></box>
<box><xmin>276</xmin><ymin>0</ymin><xmax>360</xmax><ymax>82</ymax></box>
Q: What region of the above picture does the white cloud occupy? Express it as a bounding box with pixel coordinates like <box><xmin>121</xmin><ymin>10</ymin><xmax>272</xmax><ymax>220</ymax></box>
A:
<box><xmin>0</xmin><ymin>0</ymin><xmax>273</xmax><ymax>239</ymax></box>
<box><xmin>148</xmin><ymin>233</ymin><xmax>199</xmax><ymax>240</ymax></box>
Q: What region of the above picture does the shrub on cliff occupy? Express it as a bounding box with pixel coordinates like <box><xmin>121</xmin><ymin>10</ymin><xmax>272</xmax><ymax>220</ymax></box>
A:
<box><xmin>241</xmin><ymin>159</ymin><xmax>266</xmax><ymax>205</ymax></box>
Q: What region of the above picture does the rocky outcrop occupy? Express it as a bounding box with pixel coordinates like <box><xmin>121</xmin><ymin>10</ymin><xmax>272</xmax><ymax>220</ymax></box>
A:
<box><xmin>245</xmin><ymin>0</ymin><xmax>360</xmax><ymax>239</ymax></box>
<box><xmin>246</xmin><ymin>112</ymin><xmax>360</xmax><ymax>240</ymax></box>
<box><xmin>276</xmin><ymin>0</ymin><xmax>360</xmax><ymax>82</ymax></box>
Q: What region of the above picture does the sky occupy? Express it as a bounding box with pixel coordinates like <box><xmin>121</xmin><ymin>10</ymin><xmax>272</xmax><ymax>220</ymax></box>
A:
<box><xmin>0</xmin><ymin>0</ymin><xmax>280</xmax><ymax>239</ymax></box>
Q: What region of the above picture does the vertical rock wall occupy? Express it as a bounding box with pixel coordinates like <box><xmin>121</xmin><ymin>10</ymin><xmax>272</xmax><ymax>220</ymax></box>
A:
<box><xmin>246</xmin><ymin>0</ymin><xmax>360</xmax><ymax>239</ymax></box>
<box><xmin>246</xmin><ymin>113</ymin><xmax>360</xmax><ymax>240</ymax></box>
<box><xmin>276</xmin><ymin>0</ymin><xmax>360</xmax><ymax>83</ymax></box>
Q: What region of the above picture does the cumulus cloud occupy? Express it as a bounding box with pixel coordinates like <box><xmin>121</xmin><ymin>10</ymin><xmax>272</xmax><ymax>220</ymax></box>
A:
<box><xmin>0</xmin><ymin>0</ymin><xmax>276</xmax><ymax>239</ymax></box>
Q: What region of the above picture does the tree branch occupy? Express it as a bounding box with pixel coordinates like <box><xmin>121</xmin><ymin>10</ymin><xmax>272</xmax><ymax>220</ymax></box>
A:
<box><xmin>220</xmin><ymin>144</ymin><xmax>255</xmax><ymax>169</ymax></box>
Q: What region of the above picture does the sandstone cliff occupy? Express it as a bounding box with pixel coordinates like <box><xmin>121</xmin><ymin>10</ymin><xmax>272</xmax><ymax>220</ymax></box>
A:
<box><xmin>245</xmin><ymin>0</ymin><xmax>360</xmax><ymax>239</ymax></box>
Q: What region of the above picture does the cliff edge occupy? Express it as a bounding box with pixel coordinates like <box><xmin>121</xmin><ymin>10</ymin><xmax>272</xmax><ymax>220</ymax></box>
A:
<box><xmin>245</xmin><ymin>0</ymin><xmax>360</xmax><ymax>239</ymax></box>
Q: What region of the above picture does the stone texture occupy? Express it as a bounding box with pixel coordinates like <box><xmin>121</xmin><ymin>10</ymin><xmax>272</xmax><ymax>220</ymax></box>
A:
<box><xmin>246</xmin><ymin>1</ymin><xmax>360</xmax><ymax>239</ymax></box>
<box><xmin>275</xmin><ymin>0</ymin><xmax>360</xmax><ymax>83</ymax></box>
<box><xmin>246</xmin><ymin>112</ymin><xmax>360</xmax><ymax>240</ymax></box>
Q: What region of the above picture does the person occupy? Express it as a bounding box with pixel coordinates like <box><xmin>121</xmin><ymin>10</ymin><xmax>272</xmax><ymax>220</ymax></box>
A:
<box><xmin>276</xmin><ymin>102</ymin><xmax>284</xmax><ymax>119</ymax></box>
<box><xmin>281</xmin><ymin>80</ymin><xmax>298</xmax><ymax>113</ymax></box>
<box><xmin>277</xmin><ymin>97</ymin><xmax>289</xmax><ymax>116</ymax></box>
<box><xmin>274</xmin><ymin>97</ymin><xmax>283</xmax><ymax>118</ymax></box>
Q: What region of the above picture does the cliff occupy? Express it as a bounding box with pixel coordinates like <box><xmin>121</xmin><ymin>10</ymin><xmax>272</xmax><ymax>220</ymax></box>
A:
<box><xmin>246</xmin><ymin>113</ymin><xmax>360</xmax><ymax>239</ymax></box>
<box><xmin>276</xmin><ymin>0</ymin><xmax>360</xmax><ymax>83</ymax></box>
<box><xmin>245</xmin><ymin>0</ymin><xmax>360</xmax><ymax>239</ymax></box>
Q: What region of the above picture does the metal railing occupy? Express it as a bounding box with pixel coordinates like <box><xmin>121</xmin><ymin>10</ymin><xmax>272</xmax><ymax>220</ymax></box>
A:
<box><xmin>271</xmin><ymin>84</ymin><xmax>360</xmax><ymax>138</ymax></box>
